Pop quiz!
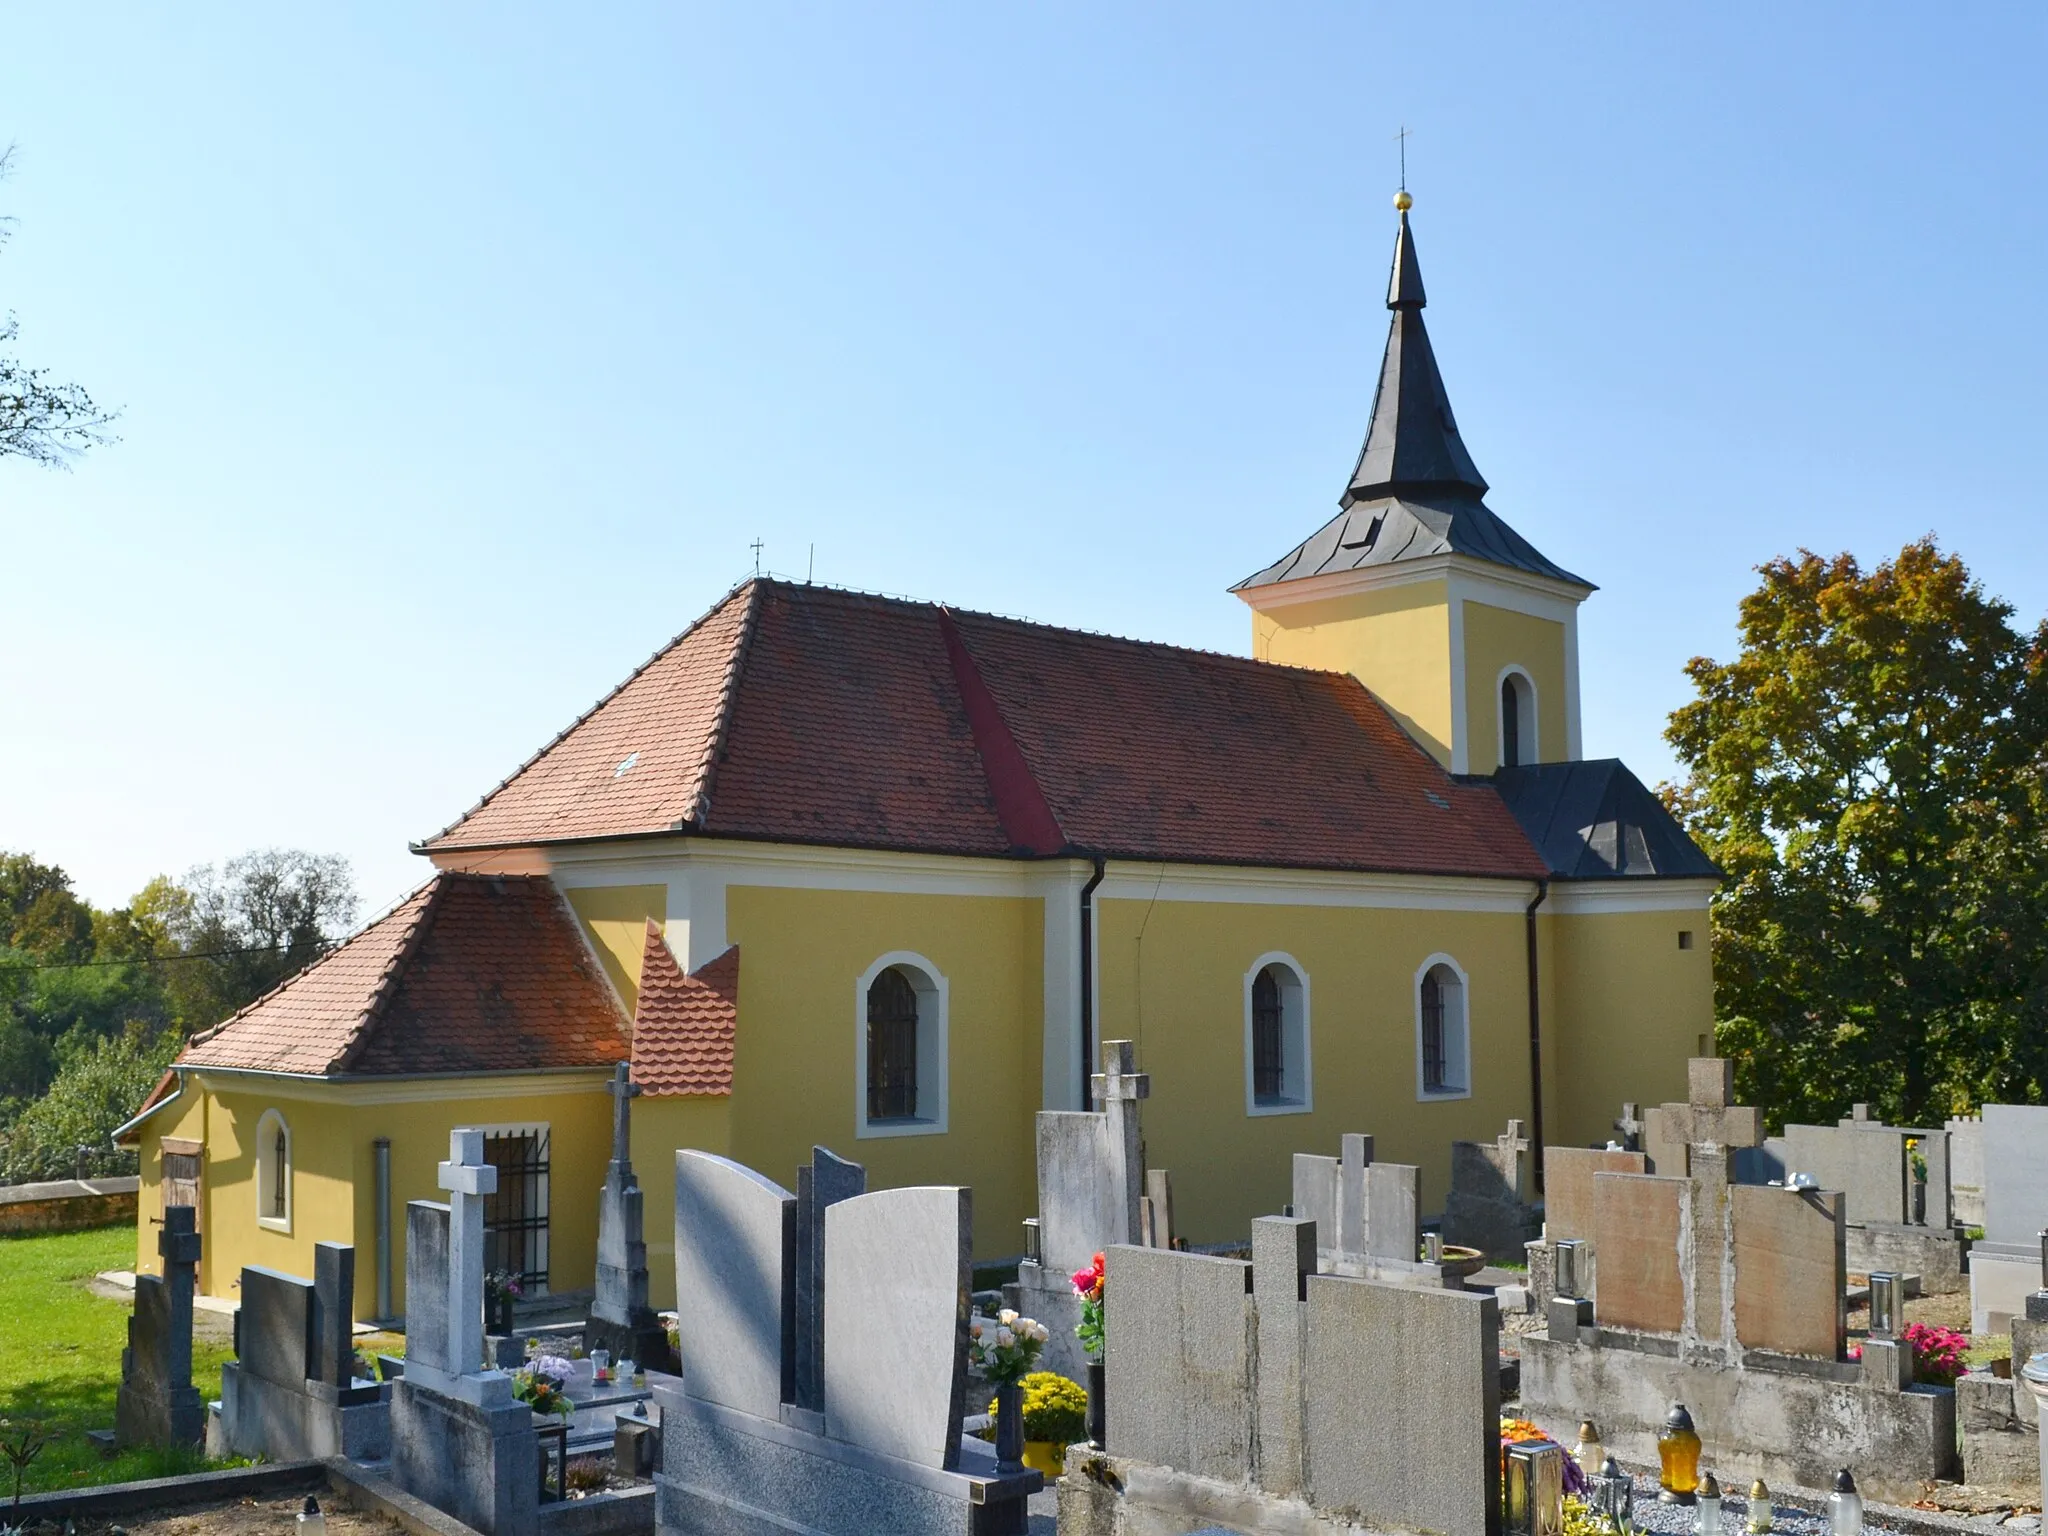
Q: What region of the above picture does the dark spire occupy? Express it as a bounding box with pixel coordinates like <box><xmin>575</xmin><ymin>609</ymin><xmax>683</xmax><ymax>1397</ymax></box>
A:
<box><xmin>1343</xmin><ymin>195</ymin><xmax>1489</xmax><ymax>509</ymax></box>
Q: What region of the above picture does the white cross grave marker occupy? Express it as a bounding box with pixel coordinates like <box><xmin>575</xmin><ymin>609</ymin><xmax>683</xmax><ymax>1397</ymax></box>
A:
<box><xmin>438</xmin><ymin>1128</ymin><xmax>513</xmax><ymax>1404</ymax></box>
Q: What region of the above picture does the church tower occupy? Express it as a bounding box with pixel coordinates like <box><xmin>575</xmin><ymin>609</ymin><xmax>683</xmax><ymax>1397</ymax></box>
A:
<box><xmin>1234</xmin><ymin>193</ymin><xmax>1593</xmax><ymax>775</ymax></box>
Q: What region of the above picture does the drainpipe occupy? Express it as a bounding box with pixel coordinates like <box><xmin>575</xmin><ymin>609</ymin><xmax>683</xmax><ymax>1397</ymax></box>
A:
<box><xmin>1525</xmin><ymin>879</ymin><xmax>1549</xmax><ymax>1191</ymax></box>
<box><xmin>1078</xmin><ymin>855</ymin><xmax>1107</xmax><ymax>1108</ymax></box>
<box><xmin>373</xmin><ymin>1137</ymin><xmax>393</xmax><ymax>1322</ymax></box>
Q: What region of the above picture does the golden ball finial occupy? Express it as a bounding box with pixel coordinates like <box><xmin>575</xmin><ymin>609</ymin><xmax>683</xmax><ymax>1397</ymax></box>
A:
<box><xmin>1393</xmin><ymin>188</ymin><xmax>1413</xmax><ymax>212</ymax></box>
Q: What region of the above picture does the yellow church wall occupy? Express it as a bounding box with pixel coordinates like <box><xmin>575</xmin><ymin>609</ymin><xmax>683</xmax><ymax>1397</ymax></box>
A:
<box><xmin>564</xmin><ymin>883</ymin><xmax>668</xmax><ymax>1009</ymax></box>
<box><xmin>133</xmin><ymin>1082</ymin><xmax>208</xmax><ymax>1281</ymax></box>
<box><xmin>629</xmin><ymin>1094</ymin><xmax>733</xmax><ymax>1310</ymax></box>
<box><xmin>1460</xmin><ymin>600</ymin><xmax>1569</xmax><ymax>768</ymax></box>
<box><xmin>1249</xmin><ymin>582</ymin><xmax>1454</xmax><ymax>765</ymax></box>
<box><xmin>721</xmin><ymin>884</ymin><xmax>1042</xmax><ymax>1262</ymax></box>
<box><xmin>196</xmin><ymin>1087</ymin><xmax>361</xmax><ymax>1300</ymax></box>
<box><xmin>1093</xmin><ymin>893</ymin><xmax>1534</xmax><ymax>1236</ymax></box>
<box><xmin>1545</xmin><ymin>906</ymin><xmax>1714</xmax><ymax>1151</ymax></box>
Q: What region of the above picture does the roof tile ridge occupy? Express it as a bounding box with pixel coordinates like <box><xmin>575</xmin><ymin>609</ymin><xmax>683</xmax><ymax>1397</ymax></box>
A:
<box><xmin>936</xmin><ymin>606</ymin><xmax>1068</xmax><ymax>857</ymax></box>
<box><xmin>682</xmin><ymin>580</ymin><xmax>764</xmax><ymax>831</ymax></box>
<box><xmin>329</xmin><ymin>875</ymin><xmax>452</xmax><ymax>1074</ymax></box>
<box><xmin>418</xmin><ymin>577</ymin><xmax>758</xmax><ymax>849</ymax></box>
<box><xmin>183</xmin><ymin>877</ymin><xmax>439</xmax><ymax>1052</ymax></box>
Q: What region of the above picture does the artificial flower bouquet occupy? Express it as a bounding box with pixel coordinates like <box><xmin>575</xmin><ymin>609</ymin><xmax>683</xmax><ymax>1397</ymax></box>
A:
<box><xmin>514</xmin><ymin>1355</ymin><xmax>576</xmax><ymax>1418</ymax></box>
<box><xmin>1072</xmin><ymin>1251</ymin><xmax>1105</xmax><ymax>1357</ymax></box>
<box><xmin>969</xmin><ymin>1308</ymin><xmax>1049</xmax><ymax>1386</ymax></box>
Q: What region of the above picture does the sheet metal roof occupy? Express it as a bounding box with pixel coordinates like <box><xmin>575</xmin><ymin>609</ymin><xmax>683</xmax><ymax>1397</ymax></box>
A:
<box><xmin>1487</xmin><ymin>759</ymin><xmax>1720</xmax><ymax>881</ymax></box>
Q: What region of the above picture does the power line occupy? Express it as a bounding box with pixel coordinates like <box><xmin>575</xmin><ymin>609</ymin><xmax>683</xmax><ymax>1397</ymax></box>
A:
<box><xmin>0</xmin><ymin>941</ymin><xmax>304</xmax><ymax>973</ymax></box>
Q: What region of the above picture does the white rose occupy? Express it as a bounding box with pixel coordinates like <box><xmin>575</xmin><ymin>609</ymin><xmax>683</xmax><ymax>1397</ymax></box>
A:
<box><xmin>996</xmin><ymin>1326</ymin><xmax>1015</xmax><ymax>1348</ymax></box>
<box><xmin>998</xmin><ymin>1308</ymin><xmax>1019</xmax><ymax>1327</ymax></box>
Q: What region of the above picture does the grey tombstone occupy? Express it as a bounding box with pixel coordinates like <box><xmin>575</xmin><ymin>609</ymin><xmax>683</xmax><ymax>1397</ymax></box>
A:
<box><xmin>1336</xmin><ymin>1134</ymin><xmax>1373</xmax><ymax>1260</ymax></box>
<box><xmin>1303</xmin><ymin>1274</ymin><xmax>1502</xmax><ymax>1536</ymax></box>
<box><xmin>238</xmin><ymin>1266</ymin><xmax>315</xmax><ymax>1388</ymax></box>
<box><xmin>313</xmin><ymin>1242</ymin><xmax>357</xmax><ymax>1385</ymax></box>
<box><xmin>434</xmin><ymin>1128</ymin><xmax>507</xmax><ymax>1404</ymax></box>
<box><xmin>673</xmin><ymin>1148</ymin><xmax>796</xmax><ymax>1417</ymax></box>
<box><xmin>586</xmin><ymin>1062</ymin><xmax>677</xmax><ymax>1374</ymax></box>
<box><xmin>1786</xmin><ymin>1122</ymin><xmax>1908</xmax><ymax>1224</ymax></box>
<box><xmin>794</xmin><ymin>1146</ymin><xmax>867</xmax><ymax>1413</ymax></box>
<box><xmin>1251</xmin><ymin>1216</ymin><xmax>1316</xmax><ymax>1498</ymax></box>
<box><xmin>1949</xmin><ymin>1115</ymin><xmax>1986</xmax><ymax>1228</ymax></box>
<box><xmin>113</xmin><ymin>1205</ymin><xmax>203</xmax><ymax>1448</ymax></box>
<box><xmin>1292</xmin><ymin>1153</ymin><xmax>1339</xmax><ymax>1260</ymax></box>
<box><xmin>1104</xmin><ymin>1245</ymin><xmax>1253</xmax><ymax>1483</ymax></box>
<box><xmin>1365</xmin><ymin>1161</ymin><xmax>1422</xmax><ymax>1263</ymax></box>
<box><xmin>404</xmin><ymin>1201</ymin><xmax>453</xmax><ymax>1375</ymax></box>
<box><xmin>822</xmin><ymin>1185</ymin><xmax>971</xmax><ymax>1471</ymax></box>
<box><xmin>1983</xmin><ymin>1107</ymin><xmax>2048</xmax><ymax>1248</ymax></box>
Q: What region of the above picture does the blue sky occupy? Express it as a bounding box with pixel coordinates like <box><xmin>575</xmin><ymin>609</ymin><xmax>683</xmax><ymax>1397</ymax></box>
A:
<box><xmin>4</xmin><ymin>5</ymin><xmax>2045</xmax><ymax>916</ymax></box>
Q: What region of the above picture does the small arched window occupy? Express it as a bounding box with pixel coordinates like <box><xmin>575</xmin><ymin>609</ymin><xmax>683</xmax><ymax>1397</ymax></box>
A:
<box><xmin>856</xmin><ymin>954</ymin><xmax>949</xmax><ymax>1138</ymax></box>
<box><xmin>1417</xmin><ymin>958</ymin><xmax>1471</xmax><ymax>1099</ymax></box>
<box><xmin>1245</xmin><ymin>956</ymin><xmax>1311</xmax><ymax>1115</ymax></box>
<box><xmin>1498</xmin><ymin>668</ymin><xmax>1537</xmax><ymax>768</ymax></box>
<box><xmin>256</xmin><ymin>1107</ymin><xmax>292</xmax><ymax>1232</ymax></box>
<box><xmin>867</xmin><ymin>967</ymin><xmax>920</xmax><ymax>1121</ymax></box>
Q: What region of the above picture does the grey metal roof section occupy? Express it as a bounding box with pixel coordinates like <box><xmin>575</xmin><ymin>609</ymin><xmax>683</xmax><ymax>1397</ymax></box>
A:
<box><xmin>1487</xmin><ymin>759</ymin><xmax>1721</xmax><ymax>881</ymax></box>
<box><xmin>1236</xmin><ymin>202</ymin><xmax>1590</xmax><ymax>595</ymax></box>
<box><xmin>1232</xmin><ymin>491</ymin><xmax>1591</xmax><ymax>591</ymax></box>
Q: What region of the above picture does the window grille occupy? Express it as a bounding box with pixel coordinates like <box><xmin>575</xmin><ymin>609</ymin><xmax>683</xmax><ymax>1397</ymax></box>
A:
<box><xmin>272</xmin><ymin>1127</ymin><xmax>288</xmax><ymax>1219</ymax></box>
<box><xmin>867</xmin><ymin>968</ymin><xmax>920</xmax><ymax>1120</ymax></box>
<box><xmin>482</xmin><ymin>1128</ymin><xmax>551</xmax><ymax>1292</ymax></box>
<box><xmin>1421</xmin><ymin>969</ymin><xmax>1448</xmax><ymax>1092</ymax></box>
<box><xmin>1501</xmin><ymin>676</ymin><xmax>1522</xmax><ymax>768</ymax></box>
<box><xmin>1252</xmin><ymin>968</ymin><xmax>1285</xmax><ymax>1100</ymax></box>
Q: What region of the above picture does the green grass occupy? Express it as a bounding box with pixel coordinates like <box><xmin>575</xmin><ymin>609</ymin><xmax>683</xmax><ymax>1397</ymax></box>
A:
<box><xmin>0</xmin><ymin>1225</ymin><xmax>240</xmax><ymax>1496</ymax></box>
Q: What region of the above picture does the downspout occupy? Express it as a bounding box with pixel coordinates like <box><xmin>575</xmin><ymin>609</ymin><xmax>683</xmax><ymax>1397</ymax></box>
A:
<box><xmin>1078</xmin><ymin>855</ymin><xmax>1107</xmax><ymax>1108</ymax></box>
<box><xmin>373</xmin><ymin>1137</ymin><xmax>394</xmax><ymax>1323</ymax></box>
<box><xmin>1525</xmin><ymin>878</ymin><xmax>1549</xmax><ymax>1191</ymax></box>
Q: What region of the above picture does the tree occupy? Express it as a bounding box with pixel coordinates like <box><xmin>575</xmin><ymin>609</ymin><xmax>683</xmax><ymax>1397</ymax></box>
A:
<box><xmin>160</xmin><ymin>849</ymin><xmax>358</xmax><ymax>1028</ymax></box>
<box><xmin>0</xmin><ymin>146</ymin><xmax>118</xmax><ymax>467</ymax></box>
<box><xmin>0</xmin><ymin>1028</ymin><xmax>179</xmax><ymax>1182</ymax></box>
<box><xmin>1666</xmin><ymin>538</ymin><xmax>2048</xmax><ymax>1128</ymax></box>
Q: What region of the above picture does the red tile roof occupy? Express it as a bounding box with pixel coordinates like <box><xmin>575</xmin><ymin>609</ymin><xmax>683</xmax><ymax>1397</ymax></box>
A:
<box><xmin>629</xmin><ymin>922</ymin><xmax>737</xmax><ymax>1096</ymax></box>
<box><xmin>425</xmin><ymin>579</ymin><xmax>1547</xmax><ymax>880</ymax></box>
<box><xmin>179</xmin><ymin>874</ymin><xmax>630</xmax><ymax>1077</ymax></box>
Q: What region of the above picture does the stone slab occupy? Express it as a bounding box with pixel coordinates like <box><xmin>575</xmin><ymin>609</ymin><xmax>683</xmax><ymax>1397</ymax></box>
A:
<box><xmin>1011</xmin><ymin>1259</ymin><xmax>1086</xmax><ymax>1383</ymax></box>
<box><xmin>822</xmin><ymin>1184</ymin><xmax>970</xmax><ymax>1472</ymax></box>
<box><xmin>1730</xmin><ymin>1183</ymin><xmax>1845</xmax><ymax>1358</ymax></box>
<box><xmin>404</xmin><ymin>1201</ymin><xmax>452</xmax><ymax>1374</ymax></box>
<box><xmin>1846</xmin><ymin>1222</ymin><xmax>1965</xmax><ymax>1295</ymax></box>
<box><xmin>313</xmin><ymin>1243</ymin><xmax>357</xmax><ymax>1386</ymax></box>
<box><xmin>1983</xmin><ymin>1105</ymin><xmax>2048</xmax><ymax>1248</ymax></box>
<box><xmin>672</xmin><ymin>1150</ymin><xmax>796</xmax><ymax>1418</ymax></box>
<box><xmin>218</xmin><ymin>1360</ymin><xmax>390</xmax><ymax>1462</ymax></box>
<box><xmin>1292</xmin><ymin>1154</ymin><xmax>1338</xmax><ymax>1258</ymax></box>
<box><xmin>238</xmin><ymin>1266</ymin><xmax>316</xmax><ymax>1390</ymax></box>
<box><xmin>1250</xmin><ymin>1217</ymin><xmax>1314</xmax><ymax>1498</ymax></box>
<box><xmin>1365</xmin><ymin>1162</ymin><xmax>1421</xmax><ymax>1263</ymax></box>
<box><xmin>1542</xmin><ymin>1147</ymin><xmax>1646</xmax><ymax>1242</ymax></box>
<box><xmin>1302</xmin><ymin>1274</ymin><xmax>1501</xmax><ymax>1536</ymax></box>
<box><xmin>1971</xmin><ymin>1248</ymin><xmax>2039</xmax><ymax>1335</ymax></box>
<box><xmin>389</xmin><ymin>1376</ymin><xmax>538</xmax><ymax>1536</ymax></box>
<box><xmin>1590</xmin><ymin>1173</ymin><xmax>1685</xmax><ymax>1335</ymax></box>
<box><xmin>794</xmin><ymin>1146</ymin><xmax>865</xmax><ymax>1414</ymax></box>
<box><xmin>1037</xmin><ymin>1110</ymin><xmax>1125</xmax><ymax>1274</ymax></box>
<box><xmin>1643</xmin><ymin>1104</ymin><xmax>1688</xmax><ymax>1178</ymax></box>
<box><xmin>1104</xmin><ymin>1245</ymin><xmax>1252</xmax><ymax>1484</ymax></box>
<box><xmin>1949</xmin><ymin>1115</ymin><xmax>1985</xmax><ymax>1229</ymax></box>
<box><xmin>1785</xmin><ymin>1123</ymin><xmax>1907</xmax><ymax>1225</ymax></box>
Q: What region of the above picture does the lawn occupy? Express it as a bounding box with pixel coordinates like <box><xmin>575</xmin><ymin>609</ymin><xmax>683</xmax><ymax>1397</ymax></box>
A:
<box><xmin>0</xmin><ymin>1225</ymin><xmax>240</xmax><ymax>1496</ymax></box>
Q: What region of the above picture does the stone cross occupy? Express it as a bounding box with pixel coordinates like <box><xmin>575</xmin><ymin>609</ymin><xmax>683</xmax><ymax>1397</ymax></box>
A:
<box><xmin>1614</xmin><ymin>1102</ymin><xmax>1644</xmax><ymax>1152</ymax></box>
<box><xmin>606</xmin><ymin>1060</ymin><xmax>641</xmax><ymax>1170</ymax></box>
<box><xmin>437</xmin><ymin>1128</ymin><xmax>501</xmax><ymax>1398</ymax></box>
<box><xmin>1660</xmin><ymin>1059</ymin><xmax>1764</xmax><ymax>1356</ymax></box>
<box><xmin>1092</xmin><ymin>1039</ymin><xmax>1150</xmax><ymax>1250</ymax></box>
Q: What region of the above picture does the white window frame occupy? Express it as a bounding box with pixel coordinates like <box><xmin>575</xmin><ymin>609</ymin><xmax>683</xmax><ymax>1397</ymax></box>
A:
<box><xmin>1496</xmin><ymin>665</ymin><xmax>1538</xmax><ymax>768</ymax></box>
<box><xmin>1243</xmin><ymin>952</ymin><xmax>1313</xmax><ymax>1117</ymax></box>
<box><xmin>855</xmin><ymin>952</ymin><xmax>950</xmax><ymax>1139</ymax></box>
<box><xmin>255</xmin><ymin>1107</ymin><xmax>292</xmax><ymax>1233</ymax></box>
<box><xmin>1415</xmin><ymin>954</ymin><xmax>1473</xmax><ymax>1101</ymax></box>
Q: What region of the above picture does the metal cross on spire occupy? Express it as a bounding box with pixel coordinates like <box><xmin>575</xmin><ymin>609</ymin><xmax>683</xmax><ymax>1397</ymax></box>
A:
<box><xmin>750</xmin><ymin>537</ymin><xmax>764</xmax><ymax>576</ymax></box>
<box><xmin>1394</xmin><ymin>125</ymin><xmax>1409</xmax><ymax>192</ymax></box>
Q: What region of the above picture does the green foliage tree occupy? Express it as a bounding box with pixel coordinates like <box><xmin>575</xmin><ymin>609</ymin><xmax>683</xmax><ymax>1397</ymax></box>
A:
<box><xmin>158</xmin><ymin>849</ymin><xmax>357</xmax><ymax>1028</ymax></box>
<box><xmin>1666</xmin><ymin>538</ymin><xmax>2048</xmax><ymax>1128</ymax></box>
<box><xmin>0</xmin><ymin>146</ymin><xmax>118</xmax><ymax>468</ymax></box>
<box><xmin>0</xmin><ymin>1028</ymin><xmax>179</xmax><ymax>1182</ymax></box>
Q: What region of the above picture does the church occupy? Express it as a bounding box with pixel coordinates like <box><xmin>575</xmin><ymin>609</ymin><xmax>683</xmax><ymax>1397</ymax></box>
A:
<box><xmin>119</xmin><ymin>195</ymin><xmax>1718</xmax><ymax>1320</ymax></box>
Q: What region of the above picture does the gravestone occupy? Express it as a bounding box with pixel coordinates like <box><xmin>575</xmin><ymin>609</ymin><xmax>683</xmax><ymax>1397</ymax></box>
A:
<box><xmin>1972</xmin><ymin>1106</ymin><xmax>2048</xmax><ymax>1331</ymax></box>
<box><xmin>1588</xmin><ymin>1173</ymin><xmax>1686</xmax><ymax>1335</ymax></box>
<box><xmin>1785</xmin><ymin>1121</ymin><xmax>1906</xmax><ymax>1224</ymax></box>
<box><xmin>1013</xmin><ymin>1039</ymin><xmax>1150</xmax><ymax>1379</ymax></box>
<box><xmin>1773</xmin><ymin>1112</ymin><xmax>1961</xmax><ymax>1292</ymax></box>
<box><xmin>1731</xmin><ymin>1184</ymin><xmax>1847</xmax><ymax>1358</ymax></box>
<box><xmin>585</xmin><ymin>1062</ymin><xmax>678</xmax><ymax>1375</ymax></box>
<box><xmin>1444</xmin><ymin>1120</ymin><xmax>1542</xmax><ymax>1258</ymax></box>
<box><xmin>1290</xmin><ymin>1134</ymin><xmax>1423</xmax><ymax>1277</ymax></box>
<box><xmin>390</xmin><ymin>1131</ymin><xmax>536</xmax><ymax>1536</ymax></box>
<box><xmin>1543</xmin><ymin>1146</ymin><xmax>1646</xmax><ymax>1243</ymax></box>
<box><xmin>1080</xmin><ymin>1222</ymin><xmax>1502</xmax><ymax>1536</ymax></box>
<box><xmin>822</xmin><ymin>1185</ymin><xmax>970</xmax><ymax>1470</ymax></box>
<box><xmin>795</xmin><ymin>1145</ymin><xmax>866</xmax><ymax>1413</ymax></box>
<box><xmin>1948</xmin><ymin>1114</ymin><xmax>1985</xmax><ymax>1228</ymax></box>
<box><xmin>654</xmin><ymin>1152</ymin><xmax>1038</xmax><ymax>1535</ymax></box>
<box><xmin>216</xmin><ymin>1244</ymin><xmax>387</xmax><ymax>1461</ymax></box>
<box><xmin>114</xmin><ymin>1204</ymin><xmax>203</xmax><ymax>1448</ymax></box>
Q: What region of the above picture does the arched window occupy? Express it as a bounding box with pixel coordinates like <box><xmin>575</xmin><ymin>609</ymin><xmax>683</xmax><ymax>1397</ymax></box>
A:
<box><xmin>1245</xmin><ymin>955</ymin><xmax>1311</xmax><ymax>1115</ymax></box>
<box><xmin>856</xmin><ymin>954</ymin><xmax>949</xmax><ymax>1138</ymax></box>
<box><xmin>1416</xmin><ymin>957</ymin><xmax>1471</xmax><ymax>1099</ymax></box>
<box><xmin>1498</xmin><ymin>668</ymin><xmax>1537</xmax><ymax>768</ymax></box>
<box><xmin>256</xmin><ymin>1108</ymin><xmax>292</xmax><ymax>1232</ymax></box>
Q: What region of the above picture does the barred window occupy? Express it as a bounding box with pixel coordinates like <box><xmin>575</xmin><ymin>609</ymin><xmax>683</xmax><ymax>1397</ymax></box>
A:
<box><xmin>866</xmin><ymin>967</ymin><xmax>920</xmax><ymax>1121</ymax></box>
<box><xmin>1418</xmin><ymin>960</ymin><xmax>1469</xmax><ymax>1097</ymax></box>
<box><xmin>1245</xmin><ymin>956</ymin><xmax>1310</xmax><ymax>1115</ymax></box>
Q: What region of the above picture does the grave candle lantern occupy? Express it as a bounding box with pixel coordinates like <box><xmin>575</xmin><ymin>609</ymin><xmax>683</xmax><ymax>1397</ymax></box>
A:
<box><xmin>297</xmin><ymin>1497</ymin><xmax>326</xmax><ymax>1536</ymax></box>
<box><xmin>1504</xmin><ymin>1439</ymin><xmax>1566</xmax><ymax>1536</ymax></box>
<box><xmin>1658</xmin><ymin>1403</ymin><xmax>1702</xmax><ymax>1503</ymax></box>
<box><xmin>1827</xmin><ymin>1469</ymin><xmax>1862</xmax><ymax>1535</ymax></box>
<box><xmin>1594</xmin><ymin>1453</ymin><xmax>1634</xmax><ymax>1532</ymax></box>
<box><xmin>1697</xmin><ymin>1471</ymin><xmax>1723</xmax><ymax>1536</ymax></box>
<box><xmin>1571</xmin><ymin>1420</ymin><xmax>1605</xmax><ymax>1482</ymax></box>
<box><xmin>1868</xmin><ymin>1272</ymin><xmax>1900</xmax><ymax>1339</ymax></box>
<box><xmin>1747</xmin><ymin>1479</ymin><xmax>1773</xmax><ymax>1533</ymax></box>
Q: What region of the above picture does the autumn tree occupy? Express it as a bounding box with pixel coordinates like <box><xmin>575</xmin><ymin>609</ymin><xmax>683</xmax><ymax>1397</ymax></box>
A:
<box><xmin>1666</xmin><ymin>538</ymin><xmax>2048</xmax><ymax>1128</ymax></box>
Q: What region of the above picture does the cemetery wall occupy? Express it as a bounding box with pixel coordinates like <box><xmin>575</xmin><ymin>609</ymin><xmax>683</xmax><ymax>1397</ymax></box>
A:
<box><xmin>1547</xmin><ymin>898</ymin><xmax>1714</xmax><ymax>1150</ymax></box>
<box><xmin>0</xmin><ymin>1177</ymin><xmax>139</xmax><ymax>1235</ymax></box>
<box><xmin>724</xmin><ymin>882</ymin><xmax>1043</xmax><ymax>1251</ymax></box>
<box><xmin>561</xmin><ymin>881</ymin><xmax>667</xmax><ymax>1007</ymax></box>
<box><xmin>1095</xmin><ymin>893</ymin><xmax>1533</xmax><ymax>1221</ymax></box>
<box><xmin>1462</xmin><ymin>598</ymin><xmax>1571</xmax><ymax>775</ymax></box>
<box><xmin>1249</xmin><ymin>578</ymin><xmax>1456</xmax><ymax>761</ymax></box>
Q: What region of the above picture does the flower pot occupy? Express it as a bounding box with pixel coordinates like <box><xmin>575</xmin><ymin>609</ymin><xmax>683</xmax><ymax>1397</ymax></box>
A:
<box><xmin>1086</xmin><ymin>1358</ymin><xmax>1106</xmax><ymax>1450</ymax></box>
<box><xmin>1022</xmin><ymin>1440</ymin><xmax>1066</xmax><ymax>1477</ymax></box>
<box><xmin>994</xmin><ymin>1382</ymin><xmax>1026</xmax><ymax>1473</ymax></box>
<box><xmin>488</xmin><ymin>1293</ymin><xmax>516</xmax><ymax>1336</ymax></box>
